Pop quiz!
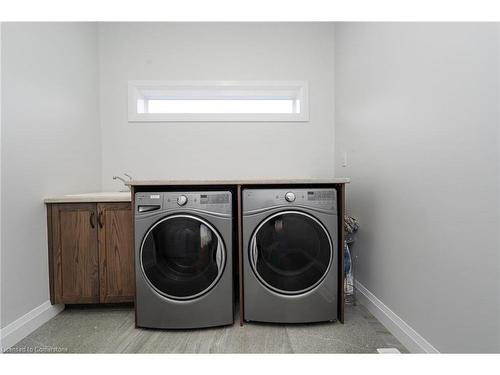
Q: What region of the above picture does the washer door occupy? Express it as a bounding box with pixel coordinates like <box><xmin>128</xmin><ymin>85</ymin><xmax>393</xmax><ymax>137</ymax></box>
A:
<box><xmin>140</xmin><ymin>214</ymin><xmax>225</xmax><ymax>300</ymax></box>
<box><xmin>250</xmin><ymin>211</ymin><xmax>333</xmax><ymax>295</ymax></box>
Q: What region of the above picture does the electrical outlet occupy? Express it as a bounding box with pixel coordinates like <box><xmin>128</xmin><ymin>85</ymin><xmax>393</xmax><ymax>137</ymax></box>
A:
<box><xmin>377</xmin><ymin>348</ymin><xmax>401</xmax><ymax>354</ymax></box>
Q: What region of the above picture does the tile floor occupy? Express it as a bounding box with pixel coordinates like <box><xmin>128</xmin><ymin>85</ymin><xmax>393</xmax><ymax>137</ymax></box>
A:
<box><xmin>8</xmin><ymin>303</ymin><xmax>407</xmax><ymax>353</ymax></box>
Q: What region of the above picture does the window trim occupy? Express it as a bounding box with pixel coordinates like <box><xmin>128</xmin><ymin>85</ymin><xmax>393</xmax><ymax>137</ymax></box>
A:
<box><xmin>127</xmin><ymin>80</ymin><xmax>309</xmax><ymax>122</ymax></box>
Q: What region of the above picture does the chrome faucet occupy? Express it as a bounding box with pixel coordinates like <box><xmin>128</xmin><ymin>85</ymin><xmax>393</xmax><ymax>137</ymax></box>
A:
<box><xmin>113</xmin><ymin>174</ymin><xmax>133</xmax><ymax>192</ymax></box>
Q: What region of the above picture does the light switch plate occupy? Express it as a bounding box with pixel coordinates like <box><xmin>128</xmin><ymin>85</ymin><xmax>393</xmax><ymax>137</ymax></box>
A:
<box><xmin>342</xmin><ymin>152</ymin><xmax>348</xmax><ymax>167</ymax></box>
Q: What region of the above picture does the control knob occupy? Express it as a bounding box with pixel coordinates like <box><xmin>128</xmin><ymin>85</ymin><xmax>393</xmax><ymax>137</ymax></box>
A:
<box><xmin>177</xmin><ymin>195</ymin><xmax>188</xmax><ymax>206</ymax></box>
<box><xmin>285</xmin><ymin>192</ymin><xmax>296</xmax><ymax>202</ymax></box>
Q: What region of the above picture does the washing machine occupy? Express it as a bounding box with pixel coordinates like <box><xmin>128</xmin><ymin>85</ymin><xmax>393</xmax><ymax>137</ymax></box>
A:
<box><xmin>243</xmin><ymin>188</ymin><xmax>338</xmax><ymax>323</ymax></box>
<box><xmin>135</xmin><ymin>191</ymin><xmax>233</xmax><ymax>329</ymax></box>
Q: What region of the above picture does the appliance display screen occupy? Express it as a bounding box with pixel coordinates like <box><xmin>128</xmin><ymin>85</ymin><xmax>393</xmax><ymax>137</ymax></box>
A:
<box><xmin>200</xmin><ymin>194</ymin><xmax>229</xmax><ymax>204</ymax></box>
<box><xmin>307</xmin><ymin>191</ymin><xmax>335</xmax><ymax>201</ymax></box>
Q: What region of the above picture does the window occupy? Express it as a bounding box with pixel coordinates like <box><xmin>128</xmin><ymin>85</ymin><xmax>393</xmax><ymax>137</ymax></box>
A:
<box><xmin>128</xmin><ymin>81</ymin><xmax>309</xmax><ymax>122</ymax></box>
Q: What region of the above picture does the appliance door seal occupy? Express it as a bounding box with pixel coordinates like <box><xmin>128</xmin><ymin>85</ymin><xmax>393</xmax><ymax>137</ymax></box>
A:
<box><xmin>250</xmin><ymin>210</ymin><xmax>333</xmax><ymax>296</ymax></box>
<box><xmin>140</xmin><ymin>214</ymin><xmax>226</xmax><ymax>301</ymax></box>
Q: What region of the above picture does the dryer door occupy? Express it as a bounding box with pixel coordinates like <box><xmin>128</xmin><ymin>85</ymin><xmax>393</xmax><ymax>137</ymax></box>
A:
<box><xmin>140</xmin><ymin>215</ymin><xmax>226</xmax><ymax>300</ymax></box>
<box><xmin>250</xmin><ymin>211</ymin><xmax>333</xmax><ymax>295</ymax></box>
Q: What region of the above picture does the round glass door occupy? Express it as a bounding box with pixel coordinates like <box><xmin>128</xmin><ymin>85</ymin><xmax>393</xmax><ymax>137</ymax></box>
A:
<box><xmin>250</xmin><ymin>211</ymin><xmax>333</xmax><ymax>295</ymax></box>
<box><xmin>140</xmin><ymin>215</ymin><xmax>225</xmax><ymax>300</ymax></box>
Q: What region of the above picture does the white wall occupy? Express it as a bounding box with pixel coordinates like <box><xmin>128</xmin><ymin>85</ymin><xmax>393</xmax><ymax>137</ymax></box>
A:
<box><xmin>98</xmin><ymin>22</ymin><xmax>336</xmax><ymax>190</ymax></box>
<box><xmin>0</xmin><ymin>22</ymin><xmax>3</xmax><ymax>348</ymax></box>
<box><xmin>335</xmin><ymin>23</ymin><xmax>500</xmax><ymax>353</ymax></box>
<box><xmin>1</xmin><ymin>23</ymin><xmax>101</xmax><ymax>331</ymax></box>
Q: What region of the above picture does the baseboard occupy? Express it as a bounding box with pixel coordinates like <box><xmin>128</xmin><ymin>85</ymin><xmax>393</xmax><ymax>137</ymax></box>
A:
<box><xmin>355</xmin><ymin>280</ymin><xmax>439</xmax><ymax>353</ymax></box>
<box><xmin>0</xmin><ymin>301</ymin><xmax>64</xmax><ymax>351</ymax></box>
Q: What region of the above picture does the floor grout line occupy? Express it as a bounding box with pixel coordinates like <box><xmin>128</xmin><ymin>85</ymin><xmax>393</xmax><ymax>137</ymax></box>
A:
<box><xmin>9</xmin><ymin>305</ymin><xmax>407</xmax><ymax>354</ymax></box>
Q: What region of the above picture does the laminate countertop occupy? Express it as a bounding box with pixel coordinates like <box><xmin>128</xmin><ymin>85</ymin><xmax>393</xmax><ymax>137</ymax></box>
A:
<box><xmin>44</xmin><ymin>179</ymin><xmax>350</xmax><ymax>203</ymax></box>
<box><xmin>44</xmin><ymin>192</ymin><xmax>131</xmax><ymax>204</ymax></box>
<box><xmin>126</xmin><ymin>178</ymin><xmax>350</xmax><ymax>186</ymax></box>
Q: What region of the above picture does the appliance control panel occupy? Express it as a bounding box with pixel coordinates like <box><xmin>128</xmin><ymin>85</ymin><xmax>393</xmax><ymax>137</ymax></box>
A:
<box><xmin>165</xmin><ymin>191</ymin><xmax>231</xmax><ymax>213</ymax></box>
<box><xmin>243</xmin><ymin>188</ymin><xmax>337</xmax><ymax>213</ymax></box>
<box><xmin>136</xmin><ymin>191</ymin><xmax>232</xmax><ymax>215</ymax></box>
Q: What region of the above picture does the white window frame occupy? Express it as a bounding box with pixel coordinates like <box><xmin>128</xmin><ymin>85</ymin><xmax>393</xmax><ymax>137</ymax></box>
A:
<box><xmin>127</xmin><ymin>80</ymin><xmax>309</xmax><ymax>122</ymax></box>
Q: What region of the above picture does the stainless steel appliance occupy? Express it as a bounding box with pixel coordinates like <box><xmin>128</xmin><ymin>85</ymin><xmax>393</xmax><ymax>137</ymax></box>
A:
<box><xmin>243</xmin><ymin>188</ymin><xmax>338</xmax><ymax>323</ymax></box>
<box><xmin>135</xmin><ymin>191</ymin><xmax>233</xmax><ymax>329</ymax></box>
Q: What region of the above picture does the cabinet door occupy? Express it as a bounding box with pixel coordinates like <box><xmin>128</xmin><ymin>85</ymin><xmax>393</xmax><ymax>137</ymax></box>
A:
<box><xmin>52</xmin><ymin>203</ymin><xmax>99</xmax><ymax>304</ymax></box>
<box><xmin>97</xmin><ymin>202</ymin><xmax>134</xmax><ymax>303</ymax></box>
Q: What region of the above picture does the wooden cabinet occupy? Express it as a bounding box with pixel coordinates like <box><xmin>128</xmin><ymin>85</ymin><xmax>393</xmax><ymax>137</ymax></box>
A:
<box><xmin>47</xmin><ymin>202</ymin><xmax>134</xmax><ymax>305</ymax></box>
<box><xmin>49</xmin><ymin>203</ymin><xmax>99</xmax><ymax>304</ymax></box>
<box><xmin>97</xmin><ymin>203</ymin><xmax>134</xmax><ymax>303</ymax></box>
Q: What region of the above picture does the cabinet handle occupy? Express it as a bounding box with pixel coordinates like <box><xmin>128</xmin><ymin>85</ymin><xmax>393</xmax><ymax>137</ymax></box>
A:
<box><xmin>90</xmin><ymin>212</ymin><xmax>96</xmax><ymax>229</ymax></box>
<box><xmin>98</xmin><ymin>211</ymin><xmax>104</xmax><ymax>228</ymax></box>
